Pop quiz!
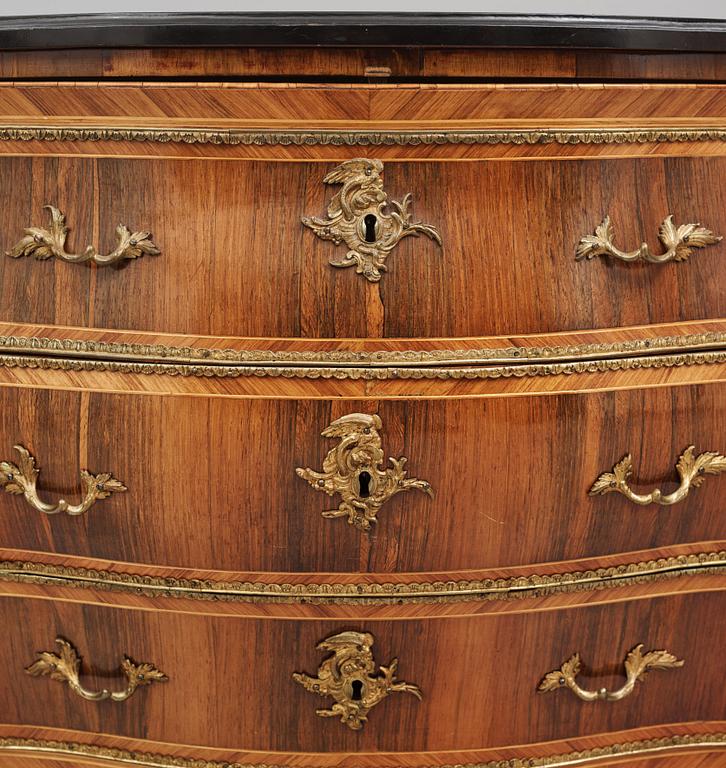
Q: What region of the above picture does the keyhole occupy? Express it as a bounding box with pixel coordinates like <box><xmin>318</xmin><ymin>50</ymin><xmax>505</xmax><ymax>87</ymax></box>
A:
<box><xmin>363</xmin><ymin>214</ymin><xmax>378</xmax><ymax>243</ymax></box>
<box><xmin>351</xmin><ymin>679</ymin><xmax>364</xmax><ymax>701</ymax></box>
<box><xmin>358</xmin><ymin>471</ymin><xmax>372</xmax><ymax>498</ymax></box>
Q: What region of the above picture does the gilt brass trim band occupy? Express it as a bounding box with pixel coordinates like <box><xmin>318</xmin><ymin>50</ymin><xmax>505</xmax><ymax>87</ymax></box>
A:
<box><xmin>0</xmin><ymin>349</ymin><xmax>723</xmax><ymax>381</ymax></box>
<box><xmin>3</xmin><ymin>125</ymin><xmax>726</xmax><ymax>147</ymax></box>
<box><xmin>0</xmin><ymin>551</ymin><xmax>723</xmax><ymax>605</ymax></box>
<box><xmin>0</xmin><ymin>332</ymin><xmax>723</xmax><ymax>368</ymax></box>
<box><xmin>0</xmin><ymin>733</ymin><xmax>724</xmax><ymax>768</ymax></box>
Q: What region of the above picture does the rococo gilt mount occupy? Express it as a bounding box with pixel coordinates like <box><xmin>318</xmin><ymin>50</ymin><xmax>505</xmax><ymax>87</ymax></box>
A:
<box><xmin>302</xmin><ymin>158</ymin><xmax>442</xmax><ymax>281</ymax></box>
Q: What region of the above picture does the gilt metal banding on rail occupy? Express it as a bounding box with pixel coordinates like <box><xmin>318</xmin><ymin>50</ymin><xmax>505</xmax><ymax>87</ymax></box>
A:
<box><xmin>4</xmin><ymin>125</ymin><xmax>726</xmax><ymax>146</ymax></box>
<box><xmin>0</xmin><ymin>551</ymin><xmax>724</xmax><ymax>605</ymax></box>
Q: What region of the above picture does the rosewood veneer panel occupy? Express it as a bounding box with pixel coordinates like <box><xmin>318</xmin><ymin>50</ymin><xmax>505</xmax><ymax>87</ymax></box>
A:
<box><xmin>0</xmin><ymin>592</ymin><xmax>724</xmax><ymax>752</ymax></box>
<box><xmin>0</xmin><ymin>384</ymin><xmax>722</xmax><ymax>573</ymax></box>
<box><xmin>0</xmin><ymin>156</ymin><xmax>724</xmax><ymax>339</ymax></box>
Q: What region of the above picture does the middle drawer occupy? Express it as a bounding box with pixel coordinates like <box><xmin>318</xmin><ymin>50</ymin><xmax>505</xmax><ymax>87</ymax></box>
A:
<box><xmin>0</xmin><ymin>383</ymin><xmax>723</xmax><ymax>573</ymax></box>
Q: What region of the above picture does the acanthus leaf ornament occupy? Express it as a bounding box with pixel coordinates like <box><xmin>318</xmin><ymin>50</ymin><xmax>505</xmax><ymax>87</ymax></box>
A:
<box><xmin>6</xmin><ymin>205</ymin><xmax>160</xmax><ymax>267</ymax></box>
<box><xmin>0</xmin><ymin>444</ymin><xmax>126</xmax><ymax>516</ymax></box>
<box><xmin>576</xmin><ymin>214</ymin><xmax>721</xmax><ymax>264</ymax></box>
<box><xmin>589</xmin><ymin>445</ymin><xmax>726</xmax><ymax>506</ymax></box>
<box><xmin>292</xmin><ymin>630</ymin><xmax>422</xmax><ymax>730</ymax></box>
<box><xmin>538</xmin><ymin>644</ymin><xmax>684</xmax><ymax>702</ymax></box>
<box><xmin>302</xmin><ymin>158</ymin><xmax>442</xmax><ymax>282</ymax></box>
<box><xmin>296</xmin><ymin>413</ymin><xmax>433</xmax><ymax>531</ymax></box>
<box><xmin>26</xmin><ymin>637</ymin><xmax>167</xmax><ymax>702</ymax></box>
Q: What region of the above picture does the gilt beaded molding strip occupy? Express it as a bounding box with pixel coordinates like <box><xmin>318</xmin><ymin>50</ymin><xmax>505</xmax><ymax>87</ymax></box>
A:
<box><xmin>0</xmin><ymin>348</ymin><xmax>723</xmax><ymax>380</ymax></box>
<box><xmin>0</xmin><ymin>733</ymin><xmax>724</xmax><ymax>768</ymax></box>
<box><xmin>0</xmin><ymin>332</ymin><xmax>723</xmax><ymax>367</ymax></box>
<box><xmin>0</xmin><ymin>551</ymin><xmax>723</xmax><ymax>605</ymax></box>
<box><xmin>3</xmin><ymin>125</ymin><xmax>726</xmax><ymax>146</ymax></box>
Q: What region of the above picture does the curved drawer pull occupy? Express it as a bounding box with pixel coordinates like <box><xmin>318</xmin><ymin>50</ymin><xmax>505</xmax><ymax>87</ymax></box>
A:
<box><xmin>26</xmin><ymin>637</ymin><xmax>167</xmax><ymax>702</ymax></box>
<box><xmin>296</xmin><ymin>413</ymin><xmax>433</xmax><ymax>532</ymax></box>
<box><xmin>293</xmin><ymin>630</ymin><xmax>421</xmax><ymax>730</ymax></box>
<box><xmin>589</xmin><ymin>445</ymin><xmax>726</xmax><ymax>506</ymax></box>
<box><xmin>576</xmin><ymin>215</ymin><xmax>721</xmax><ymax>263</ymax></box>
<box><xmin>539</xmin><ymin>644</ymin><xmax>684</xmax><ymax>702</ymax></box>
<box><xmin>6</xmin><ymin>205</ymin><xmax>160</xmax><ymax>266</ymax></box>
<box><xmin>302</xmin><ymin>158</ymin><xmax>442</xmax><ymax>282</ymax></box>
<box><xmin>0</xmin><ymin>444</ymin><xmax>126</xmax><ymax>516</ymax></box>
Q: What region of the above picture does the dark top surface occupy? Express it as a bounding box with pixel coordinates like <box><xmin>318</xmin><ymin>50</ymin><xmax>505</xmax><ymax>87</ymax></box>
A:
<box><xmin>0</xmin><ymin>13</ymin><xmax>726</xmax><ymax>52</ymax></box>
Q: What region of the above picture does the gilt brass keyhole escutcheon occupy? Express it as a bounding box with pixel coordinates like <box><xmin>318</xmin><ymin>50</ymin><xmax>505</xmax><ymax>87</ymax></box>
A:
<box><xmin>293</xmin><ymin>631</ymin><xmax>421</xmax><ymax>730</ymax></box>
<box><xmin>296</xmin><ymin>413</ymin><xmax>433</xmax><ymax>531</ymax></box>
<box><xmin>302</xmin><ymin>158</ymin><xmax>442</xmax><ymax>282</ymax></box>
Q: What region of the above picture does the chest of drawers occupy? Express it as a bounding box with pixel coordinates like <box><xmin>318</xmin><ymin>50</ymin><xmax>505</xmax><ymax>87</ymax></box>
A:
<box><xmin>0</xmin><ymin>13</ymin><xmax>724</xmax><ymax>768</ymax></box>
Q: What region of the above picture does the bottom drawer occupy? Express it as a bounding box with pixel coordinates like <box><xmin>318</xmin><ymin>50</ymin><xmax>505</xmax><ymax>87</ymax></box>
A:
<box><xmin>1</xmin><ymin>592</ymin><xmax>724</xmax><ymax>753</ymax></box>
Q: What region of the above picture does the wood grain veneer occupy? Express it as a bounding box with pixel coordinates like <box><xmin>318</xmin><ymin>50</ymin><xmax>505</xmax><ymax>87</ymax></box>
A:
<box><xmin>3</xmin><ymin>82</ymin><xmax>726</xmax><ymax>123</ymax></box>
<box><xmin>5</xmin><ymin>47</ymin><xmax>726</xmax><ymax>82</ymax></box>
<box><xmin>0</xmin><ymin>384</ymin><xmax>722</xmax><ymax>574</ymax></box>
<box><xmin>0</xmin><ymin>156</ymin><xmax>724</xmax><ymax>340</ymax></box>
<box><xmin>5</xmin><ymin>83</ymin><xmax>726</xmax><ymax>162</ymax></box>
<box><xmin>0</xmin><ymin>592</ymin><xmax>724</xmax><ymax>752</ymax></box>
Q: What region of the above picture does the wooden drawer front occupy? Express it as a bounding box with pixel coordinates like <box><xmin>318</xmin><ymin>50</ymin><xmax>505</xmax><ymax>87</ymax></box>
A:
<box><xmin>0</xmin><ymin>384</ymin><xmax>723</xmax><ymax>573</ymax></box>
<box><xmin>0</xmin><ymin>155</ymin><xmax>724</xmax><ymax>339</ymax></box>
<box><xmin>1</xmin><ymin>592</ymin><xmax>724</xmax><ymax>751</ymax></box>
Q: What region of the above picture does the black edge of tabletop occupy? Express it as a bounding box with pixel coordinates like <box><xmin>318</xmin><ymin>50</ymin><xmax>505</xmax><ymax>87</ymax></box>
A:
<box><xmin>0</xmin><ymin>13</ymin><xmax>725</xmax><ymax>52</ymax></box>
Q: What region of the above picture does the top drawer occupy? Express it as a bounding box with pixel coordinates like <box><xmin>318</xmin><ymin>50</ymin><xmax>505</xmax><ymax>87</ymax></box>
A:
<box><xmin>1</xmin><ymin>154</ymin><xmax>723</xmax><ymax>340</ymax></box>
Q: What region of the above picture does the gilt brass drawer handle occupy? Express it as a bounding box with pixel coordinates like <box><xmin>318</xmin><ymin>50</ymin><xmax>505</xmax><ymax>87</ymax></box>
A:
<box><xmin>26</xmin><ymin>637</ymin><xmax>167</xmax><ymax>702</ymax></box>
<box><xmin>576</xmin><ymin>215</ymin><xmax>721</xmax><ymax>263</ymax></box>
<box><xmin>6</xmin><ymin>205</ymin><xmax>160</xmax><ymax>266</ymax></box>
<box><xmin>302</xmin><ymin>158</ymin><xmax>442</xmax><ymax>282</ymax></box>
<box><xmin>296</xmin><ymin>413</ymin><xmax>433</xmax><ymax>531</ymax></box>
<box><xmin>293</xmin><ymin>631</ymin><xmax>421</xmax><ymax>730</ymax></box>
<box><xmin>589</xmin><ymin>445</ymin><xmax>726</xmax><ymax>506</ymax></box>
<box><xmin>0</xmin><ymin>444</ymin><xmax>126</xmax><ymax>516</ymax></box>
<box><xmin>538</xmin><ymin>644</ymin><xmax>683</xmax><ymax>702</ymax></box>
